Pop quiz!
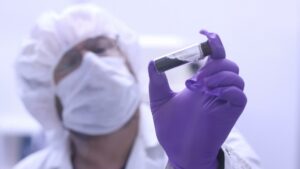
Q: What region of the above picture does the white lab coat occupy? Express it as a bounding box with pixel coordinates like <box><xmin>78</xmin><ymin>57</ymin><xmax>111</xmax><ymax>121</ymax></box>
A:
<box><xmin>13</xmin><ymin>104</ymin><xmax>261</xmax><ymax>169</ymax></box>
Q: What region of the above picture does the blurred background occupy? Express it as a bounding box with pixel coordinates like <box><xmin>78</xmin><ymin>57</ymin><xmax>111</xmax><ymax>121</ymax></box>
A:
<box><xmin>0</xmin><ymin>0</ymin><xmax>299</xmax><ymax>168</ymax></box>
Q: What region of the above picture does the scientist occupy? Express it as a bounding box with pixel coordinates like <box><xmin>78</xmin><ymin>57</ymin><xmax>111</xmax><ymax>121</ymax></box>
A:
<box><xmin>13</xmin><ymin>4</ymin><xmax>261</xmax><ymax>169</ymax></box>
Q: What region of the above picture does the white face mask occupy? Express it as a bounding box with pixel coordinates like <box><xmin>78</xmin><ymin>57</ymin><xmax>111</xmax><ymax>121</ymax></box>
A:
<box><xmin>55</xmin><ymin>52</ymin><xmax>141</xmax><ymax>135</ymax></box>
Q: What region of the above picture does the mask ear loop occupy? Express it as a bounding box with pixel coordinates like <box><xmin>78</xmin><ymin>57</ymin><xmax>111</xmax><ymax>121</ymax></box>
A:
<box><xmin>115</xmin><ymin>35</ymin><xmax>138</xmax><ymax>82</ymax></box>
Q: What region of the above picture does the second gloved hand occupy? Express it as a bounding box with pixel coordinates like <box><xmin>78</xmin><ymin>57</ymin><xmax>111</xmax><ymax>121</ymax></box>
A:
<box><xmin>148</xmin><ymin>31</ymin><xmax>247</xmax><ymax>169</ymax></box>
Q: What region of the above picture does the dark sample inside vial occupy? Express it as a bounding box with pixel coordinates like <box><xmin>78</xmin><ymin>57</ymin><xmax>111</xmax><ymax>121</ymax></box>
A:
<box><xmin>154</xmin><ymin>41</ymin><xmax>211</xmax><ymax>73</ymax></box>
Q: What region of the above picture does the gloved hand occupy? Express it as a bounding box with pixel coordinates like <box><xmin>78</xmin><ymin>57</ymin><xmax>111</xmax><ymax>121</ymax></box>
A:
<box><xmin>148</xmin><ymin>30</ymin><xmax>247</xmax><ymax>169</ymax></box>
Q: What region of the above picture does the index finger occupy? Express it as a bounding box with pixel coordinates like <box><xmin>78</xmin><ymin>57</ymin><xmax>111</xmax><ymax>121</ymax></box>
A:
<box><xmin>200</xmin><ymin>30</ymin><xmax>226</xmax><ymax>59</ymax></box>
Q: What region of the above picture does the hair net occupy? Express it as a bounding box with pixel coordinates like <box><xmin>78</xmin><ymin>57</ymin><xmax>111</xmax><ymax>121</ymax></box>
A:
<box><xmin>15</xmin><ymin>4</ymin><xmax>146</xmax><ymax>138</ymax></box>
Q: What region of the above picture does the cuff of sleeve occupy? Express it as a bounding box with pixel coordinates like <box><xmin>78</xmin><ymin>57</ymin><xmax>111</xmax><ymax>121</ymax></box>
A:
<box><xmin>222</xmin><ymin>146</ymin><xmax>251</xmax><ymax>169</ymax></box>
<box><xmin>166</xmin><ymin>162</ymin><xmax>173</xmax><ymax>169</ymax></box>
<box><xmin>166</xmin><ymin>150</ymin><xmax>225</xmax><ymax>169</ymax></box>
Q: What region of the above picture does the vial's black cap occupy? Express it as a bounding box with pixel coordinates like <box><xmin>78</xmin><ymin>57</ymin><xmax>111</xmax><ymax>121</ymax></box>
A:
<box><xmin>200</xmin><ymin>41</ymin><xmax>212</xmax><ymax>56</ymax></box>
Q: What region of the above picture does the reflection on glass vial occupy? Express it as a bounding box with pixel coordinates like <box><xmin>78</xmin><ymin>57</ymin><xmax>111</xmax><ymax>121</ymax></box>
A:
<box><xmin>154</xmin><ymin>41</ymin><xmax>211</xmax><ymax>73</ymax></box>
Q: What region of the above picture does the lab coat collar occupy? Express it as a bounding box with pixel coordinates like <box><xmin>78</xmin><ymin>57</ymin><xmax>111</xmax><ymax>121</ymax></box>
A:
<box><xmin>138</xmin><ymin>103</ymin><xmax>159</xmax><ymax>149</ymax></box>
<box><xmin>44</xmin><ymin>130</ymin><xmax>73</xmax><ymax>169</ymax></box>
<box><xmin>124</xmin><ymin>103</ymin><xmax>156</xmax><ymax>169</ymax></box>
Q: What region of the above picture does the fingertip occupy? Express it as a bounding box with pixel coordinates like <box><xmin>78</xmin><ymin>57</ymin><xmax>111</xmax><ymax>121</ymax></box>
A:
<box><xmin>231</xmin><ymin>61</ymin><xmax>240</xmax><ymax>74</ymax></box>
<box><xmin>148</xmin><ymin>61</ymin><xmax>159</xmax><ymax>77</ymax></box>
<box><xmin>219</xmin><ymin>87</ymin><xmax>247</xmax><ymax>107</ymax></box>
<box><xmin>148</xmin><ymin>60</ymin><xmax>156</xmax><ymax>72</ymax></box>
<box><xmin>199</xmin><ymin>29</ymin><xmax>208</xmax><ymax>35</ymax></box>
<box><xmin>199</xmin><ymin>29</ymin><xmax>217</xmax><ymax>38</ymax></box>
<box><xmin>185</xmin><ymin>79</ymin><xmax>205</xmax><ymax>91</ymax></box>
<box><xmin>234</xmin><ymin>91</ymin><xmax>247</xmax><ymax>107</ymax></box>
<box><xmin>148</xmin><ymin>61</ymin><xmax>174</xmax><ymax>103</ymax></box>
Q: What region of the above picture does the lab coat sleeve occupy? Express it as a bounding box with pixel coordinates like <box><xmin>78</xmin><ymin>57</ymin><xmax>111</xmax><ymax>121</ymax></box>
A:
<box><xmin>165</xmin><ymin>163</ymin><xmax>173</xmax><ymax>169</ymax></box>
<box><xmin>165</xmin><ymin>129</ymin><xmax>261</xmax><ymax>169</ymax></box>
<box><xmin>221</xmin><ymin>128</ymin><xmax>262</xmax><ymax>169</ymax></box>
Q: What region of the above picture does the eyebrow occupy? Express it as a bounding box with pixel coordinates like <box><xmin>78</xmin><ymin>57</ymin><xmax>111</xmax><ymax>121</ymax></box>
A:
<box><xmin>83</xmin><ymin>36</ymin><xmax>116</xmax><ymax>51</ymax></box>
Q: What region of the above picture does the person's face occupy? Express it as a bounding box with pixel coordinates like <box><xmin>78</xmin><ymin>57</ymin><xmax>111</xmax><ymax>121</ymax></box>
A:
<box><xmin>53</xmin><ymin>35</ymin><xmax>135</xmax><ymax>118</ymax></box>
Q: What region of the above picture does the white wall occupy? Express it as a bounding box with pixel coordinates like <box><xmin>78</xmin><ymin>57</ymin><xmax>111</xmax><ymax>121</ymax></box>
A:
<box><xmin>0</xmin><ymin>0</ymin><xmax>299</xmax><ymax>169</ymax></box>
<box><xmin>0</xmin><ymin>1</ymin><xmax>72</xmax><ymax>168</ymax></box>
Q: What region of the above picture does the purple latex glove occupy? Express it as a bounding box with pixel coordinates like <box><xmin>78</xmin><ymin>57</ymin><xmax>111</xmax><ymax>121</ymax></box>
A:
<box><xmin>148</xmin><ymin>30</ymin><xmax>247</xmax><ymax>169</ymax></box>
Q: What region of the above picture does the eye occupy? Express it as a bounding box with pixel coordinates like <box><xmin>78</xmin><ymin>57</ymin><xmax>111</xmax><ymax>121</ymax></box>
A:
<box><xmin>93</xmin><ymin>47</ymin><xmax>106</xmax><ymax>54</ymax></box>
<box><xmin>61</xmin><ymin>50</ymin><xmax>81</xmax><ymax>69</ymax></box>
<box><xmin>66</xmin><ymin>56</ymin><xmax>81</xmax><ymax>68</ymax></box>
<box><xmin>54</xmin><ymin>48</ymin><xmax>83</xmax><ymax>84</ymax></box>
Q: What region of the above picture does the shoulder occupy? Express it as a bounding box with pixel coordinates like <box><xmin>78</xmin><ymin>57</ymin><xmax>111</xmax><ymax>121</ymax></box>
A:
<box><xmin>13</xmin><ymin>149</ymin><xmax>50</xmax><ymax>169</ymax></box>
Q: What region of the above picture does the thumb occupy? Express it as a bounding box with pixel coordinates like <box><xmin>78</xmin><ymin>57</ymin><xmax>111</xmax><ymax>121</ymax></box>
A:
<box><xmin>148</xmin><ymin>61</ymin><xmax>174</xmax><ymax>103</ymax></box>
